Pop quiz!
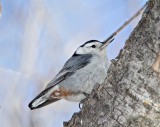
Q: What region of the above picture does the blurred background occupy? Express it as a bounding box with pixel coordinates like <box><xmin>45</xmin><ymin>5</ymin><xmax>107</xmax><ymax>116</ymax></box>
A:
<box><xmin>0</xmin><ymin>0</ymin><xmax>147</xmax><ymax>127</ymax></box>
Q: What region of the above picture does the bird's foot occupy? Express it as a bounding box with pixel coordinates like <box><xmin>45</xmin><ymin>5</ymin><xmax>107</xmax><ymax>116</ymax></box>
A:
<box><xmin>79</xmin><ymin>93</ymin><xmax>90</xmax><ymax>109</ymax></box>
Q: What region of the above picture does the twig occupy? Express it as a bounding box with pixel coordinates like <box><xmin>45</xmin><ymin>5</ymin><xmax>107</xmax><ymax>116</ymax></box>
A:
<box><xmin>103</xmin><ymin>1</ymin><xmax>148</xmax><ymax>44</ymax></box>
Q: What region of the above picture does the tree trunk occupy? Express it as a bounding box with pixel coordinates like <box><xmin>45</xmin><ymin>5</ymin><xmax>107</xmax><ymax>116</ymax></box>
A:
<box><xmin>64</xmin><ymin>0</ymin><xmax>160</xmax><ymax>127</ymax></box>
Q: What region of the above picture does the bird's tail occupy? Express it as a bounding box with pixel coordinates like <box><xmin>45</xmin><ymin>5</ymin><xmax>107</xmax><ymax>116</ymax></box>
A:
<box><xmin>28</xmin><ymin>87</ymin><xmax>60</xmax><ymax>110</ymax></box>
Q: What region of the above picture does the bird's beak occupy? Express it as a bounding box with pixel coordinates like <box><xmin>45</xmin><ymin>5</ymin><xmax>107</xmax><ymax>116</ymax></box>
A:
<box><xmin>100</xmin><ymin>41</ymin><xmax>109</xmax><ymax>50</ymax></box>
<box><xmin>100</xmin><ymin>38</ymin><xmax>115</xmax><ymax>50</ymax></box>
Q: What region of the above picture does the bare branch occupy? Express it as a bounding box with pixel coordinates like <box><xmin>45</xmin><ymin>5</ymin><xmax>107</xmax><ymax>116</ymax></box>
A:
<box><xmin>103</xmin><ymin>1</ymin><xmax>148</xmax><ymax>44</ymax></box>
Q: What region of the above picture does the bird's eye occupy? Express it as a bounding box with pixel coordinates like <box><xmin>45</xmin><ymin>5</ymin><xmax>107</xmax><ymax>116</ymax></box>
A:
<box><xmin>91</xmin><ymin>45</ymin><xmax>96</xmax><ymax>48</ymax></box>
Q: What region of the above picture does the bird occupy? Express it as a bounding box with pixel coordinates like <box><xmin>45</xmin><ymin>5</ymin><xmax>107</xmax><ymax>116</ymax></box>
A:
<box><xmin>28</xmin><ymin>37</ymin><xmax>114</xmax><ymax>110</ymax></box>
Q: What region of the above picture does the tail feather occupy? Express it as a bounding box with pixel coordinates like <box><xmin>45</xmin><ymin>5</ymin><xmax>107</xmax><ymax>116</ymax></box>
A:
<box><xmin>28</xmin><ymin>87</ymin><xmax>60</xmax><ymax>110</ymax></box>
<box><xmin>28</xmin><ymin>98</ymin><xmax>60</xmax><ymax>110</ymax></box>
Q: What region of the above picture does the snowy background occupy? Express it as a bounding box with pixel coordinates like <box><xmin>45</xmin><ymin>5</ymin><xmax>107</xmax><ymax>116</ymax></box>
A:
<box><xmin>0</xmin><ymin>0</ymin><xmax>147</xmax><ymax>127</ymax></box>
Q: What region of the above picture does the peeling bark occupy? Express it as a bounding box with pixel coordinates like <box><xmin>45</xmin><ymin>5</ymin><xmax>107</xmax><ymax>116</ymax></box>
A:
<box><xmin>64</xmin><ymin>0</ymin><xmax>160</xmax><ymax>127</ymax></box>
<box><xmin>152</xmin><ymin>51</ymin><xmax>160</xmax><ymax>75</ymax></box>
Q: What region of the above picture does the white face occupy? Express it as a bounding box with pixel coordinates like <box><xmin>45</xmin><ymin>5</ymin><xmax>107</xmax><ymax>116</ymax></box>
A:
<box><xmin>75</xmin><ymin>40</ymin><xmax>106</xmax><ymax>56</ymax></box>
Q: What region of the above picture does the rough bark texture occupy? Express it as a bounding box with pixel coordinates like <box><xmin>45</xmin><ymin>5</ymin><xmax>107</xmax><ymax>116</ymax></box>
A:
<box><xmin>64</xmin><ymin>0</ymin><xmax>160</xmax><ymax>127</ymax></box>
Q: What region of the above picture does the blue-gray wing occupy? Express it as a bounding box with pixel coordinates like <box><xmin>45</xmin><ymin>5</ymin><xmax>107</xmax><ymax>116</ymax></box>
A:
<box><xmin>60</xmin><ymin>54</ymin><xmax>92</xmax><ymax>72</ymax></box>
<box><xmin>46</xmin><ymin>54</ymin><xmax>92</xmax><ymax>88</ymax></box>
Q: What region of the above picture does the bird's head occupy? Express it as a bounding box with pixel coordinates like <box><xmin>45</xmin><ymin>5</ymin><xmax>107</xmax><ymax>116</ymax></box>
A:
<box><xmin>73</xmin><ymin>39</ymin><xmax>114</xmax><ymax>56</ymax></box>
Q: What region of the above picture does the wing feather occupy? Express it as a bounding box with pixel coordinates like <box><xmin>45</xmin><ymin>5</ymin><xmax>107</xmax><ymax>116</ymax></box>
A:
<box><xmin>46</xmin><ymin>54</ymin><xmax>92</xmax><ymax>88</ymax></box>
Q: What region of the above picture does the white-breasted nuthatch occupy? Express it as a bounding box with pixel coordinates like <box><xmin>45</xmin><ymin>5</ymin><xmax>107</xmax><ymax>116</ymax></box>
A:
<box><xmin>29</xmin><ymin>37</ymin><xmax>114</xmax><ymax>110</ymax></box>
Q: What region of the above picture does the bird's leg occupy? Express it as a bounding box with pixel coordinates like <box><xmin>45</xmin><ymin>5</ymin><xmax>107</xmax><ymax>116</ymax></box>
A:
<box><xmin>79</xmin><ymin>92</ymin><xmax>90</xmax><ymax>109</ymax></box>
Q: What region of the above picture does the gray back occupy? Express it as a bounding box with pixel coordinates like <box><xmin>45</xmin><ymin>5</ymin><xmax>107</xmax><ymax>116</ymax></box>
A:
<box><xmin>46</xmin><ymin>54</ymin><xmax>92</xmax><ymax>88</ymax></box>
